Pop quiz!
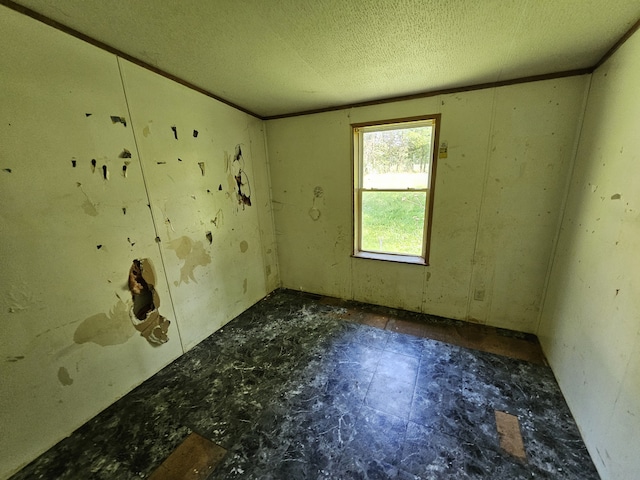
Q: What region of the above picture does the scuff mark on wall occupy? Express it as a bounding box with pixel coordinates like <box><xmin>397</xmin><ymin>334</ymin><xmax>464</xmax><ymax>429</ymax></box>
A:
<box><xmin>167</xmin><ymin>236</ymin><xmax>212</xmax><ymax>285</ymax></box>
<box><xmin>171</xmin><ymin>125</ymin><xmax>178</xmax><ymax>140</ymax></box>
<box><xmin>6</xmin><ymin>355</ymin><xmax>25</xmax><ymax>363</ymax></box>
<box><xmin>128</xmin><ymin>259</ymin><xmax>170</xmax><ymax>345</ymax></box>
<box><xmin>2</xmin><ymin>168</ymin><xmax>11</xmax><ymax>173</ymax></box>
<box><xmin>73</xmin><ymin>299</ymin><xmax>135</xmax><ymax>346</ymax></box>
<box><xmin>57</xmin><ymin>367</ymin><xmax>73</xmax><ymax>386</ymax></box>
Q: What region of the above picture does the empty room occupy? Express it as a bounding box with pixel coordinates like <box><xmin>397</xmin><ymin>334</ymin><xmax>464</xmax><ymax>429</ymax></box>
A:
<box><xmin>1</xmin><ymin>1</ymin><xmax>639</xmax><ymax>479</ymax></box>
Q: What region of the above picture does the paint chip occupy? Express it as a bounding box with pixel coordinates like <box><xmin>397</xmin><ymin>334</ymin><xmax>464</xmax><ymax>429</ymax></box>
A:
<box><xmin>495</xmin><ymin>411</ymin><xmax>527</xmax><ymax>461</ymax></box>
<box><xmin>120</xmin><ymin>149</ymin><xmax>132</xmax><ymax>159</ymax></box>
<box><xmin>198</xmin><ymin>162</ymin><xmax>205</xmax><ymax>176</ymax></box>
<box><xmin>96</xmin><ymin>245</ymin><xmax>103</xmax><ymax>250</ymax></box>
<box><xmin>193</xmin><ymin>130</ymin><xmax>199</xmax><ymax>138</ymax></box>
<box><xmin>205</xmin><ymin>231</ymin><xmax>213</xmax><ymax>245</ymax></box>
<box><xmin>110</xmin><ymin>115</ymin><xmax>127</xmax><ymax>127</ymax></box>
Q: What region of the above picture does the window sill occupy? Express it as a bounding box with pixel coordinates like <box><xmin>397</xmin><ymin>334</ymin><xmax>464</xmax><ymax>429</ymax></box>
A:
<box><xmin>352</xmin><ymin>251</ymin><xmax>428</xmax><ymax>265</ymax></box>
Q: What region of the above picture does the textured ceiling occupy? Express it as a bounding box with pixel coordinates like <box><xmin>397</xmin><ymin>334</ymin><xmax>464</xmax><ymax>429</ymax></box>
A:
<box><xmin>6</xmin><ymin>0</ymin><xmax>640</xmax><ymax>117</ymax></box>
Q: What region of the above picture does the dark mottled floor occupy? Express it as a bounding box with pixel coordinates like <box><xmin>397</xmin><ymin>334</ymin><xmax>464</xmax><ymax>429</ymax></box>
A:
<box><xmin>12</xmin><ymin>290</ymin><xmax>600</xmax><ymax>479</ymax></box>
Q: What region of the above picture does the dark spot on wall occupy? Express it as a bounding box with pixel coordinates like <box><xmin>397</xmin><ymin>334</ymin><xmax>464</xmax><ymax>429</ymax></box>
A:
<box><xmin>91</xmin><ymin>159</ymin><xmax>97</xmax><ymax>172</ymax></box>
<box><xmin>110</xmin><ymin>115</ymin><xmax>127</xmax><ymax>127</ymax></box>
<box><xmin>207</xmin><ymin>189</ymin><xmax>211</xmax><ymax>193</ymax></box>
<box><xmin>71</xmin><ymin>160</ymin><xmax>77</xmax><ymax>168</ymax></box>
<box><xmin>198</xmin><ymin>162</ymin><xmax>205</xmax><ymax>176</ymax></box>
<box><xmin>218</xmin><ymin>184</ymin><xmax>222</xmax><ymax>191</ymax></box>
<box><xmin>155</xmin><ymin>236</ymin><xmax>161</xmax><ymax>243</ymax></box>
<box><xmin>85</xmin><ymin>113</ymin><xmax>92</xmax><ymax>117</ymax></box>
<box><xmin>157</xmin><ymin>161</ymin><xmax>167</xmax><ymax>165</ymax></box>
<box><xmin>120</xmin><ymin>149</ymin><xmax>132</xmax><ymax>159</ymax></box>
<box><xmin>96</xmin><ymin>244</ymin><xmax>103</xmax><ymax>250</ymax></box>
<box><xmin>205</xmin><ymin>231</ymin><xmax>213</xmax><ymax>244</ymax></box>
<box><xmin>128</xmin><ymin>259</ymin><xmax>170</xmax><ymax>345</ymax></box>
<box><xmin>193</xmin><ymin>130</ymin><xmax>199</xmax><ymax>138</ymax></box>
<box><xmin>102</xmin><ymin>165</ymin><xmax>109</xmax><ymax>180</ymax></box>
<box><xmin>122</xmin><ymin>164</ymin><xmax>127</xmax><ymax>177</ymax></box>
<box><xmin>6</xmin><ymin>355</ymin><xmax>25</xmax><ymax>363</ymax></box>
<box><xmin>3</xmin><ymin>168</ymin><xmax>12</xmax><ymax>173</ymax></box>
<box><xmin>171</xmin><ymin>126</ymin><xmax>178</xmax><ymax>140</ymax></box>
<box><xmin>178</xmin><ymin>158</ymin><xmax>183</xmax><ymax>162</ymax></box>
<box><xmin>615</xmin><ymin>289</ymin><xmax>620</xmax><ymax>296</ymax></box>
<box><xmin>240</xmin><ymin>240</ymin><xmax>248</xmax><ymax>253</ymax></box>
<box><xmin>128</xmin><ymin>237</ymin><xmax>135</xmax><ymax>246</ymax></box>
<box><xmin>122</xmin><ymin>207</ymin><xmax>127</xmax><ymax>215</ymax></box>
<box><xmin>611</xmin><ymin>193</ymin><xmax>621</xmax><ymax>200</ymax></box>
<box><xmin>57</xmin><ymin>366</ymin><xmax>73</xmax><ymax>386</ymax></box>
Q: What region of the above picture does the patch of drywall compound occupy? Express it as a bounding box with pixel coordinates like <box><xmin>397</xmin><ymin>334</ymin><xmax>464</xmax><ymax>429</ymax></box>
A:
<box><xmin>127</xmin><ymin>259</ymin><xmax>170</xmax><ymax>345</ymax></box>
<box><xmin>167</xmin><ymin>236</ymin><xmax>211</xmax><ymax>285</ymax></box>
<box><xmin>74</xmin><ymin>299</ymin><xmax>135</xmax><ymax>346</ymax></box>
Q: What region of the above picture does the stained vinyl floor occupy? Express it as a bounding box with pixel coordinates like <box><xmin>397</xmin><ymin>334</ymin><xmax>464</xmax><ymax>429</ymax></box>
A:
<box><xmin>12</xmin><ymin>290</ymin><xmax>600</xmax><ymax>479</ymax></box>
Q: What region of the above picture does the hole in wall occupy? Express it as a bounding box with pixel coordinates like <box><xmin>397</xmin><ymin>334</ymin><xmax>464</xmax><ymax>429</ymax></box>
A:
<box><xmin>127</xmin><ymin>259</ymin><xmax>170</xmax><ymax>345</ymax></box>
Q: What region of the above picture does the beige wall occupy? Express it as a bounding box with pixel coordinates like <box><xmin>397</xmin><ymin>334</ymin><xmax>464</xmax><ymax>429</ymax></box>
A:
<box><xmin>267</xmin><ymin>76</ymin><xmax>589</xmax><ymax>333</ymax></box>
<box><xmin>538</xmin><ymin>30</ymin><xmax>640</xmax><ymax>480</ymax></box>
<box><xmin>0</xmin><ymin>7</ymin><xmax>277</xmax><ymax>478</ymax></box>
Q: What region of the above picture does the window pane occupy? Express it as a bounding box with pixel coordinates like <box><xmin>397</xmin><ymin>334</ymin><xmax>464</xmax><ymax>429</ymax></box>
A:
<box><xmin>361</xmin><ymin>191</ymin><xmax>426</xmax><ymax>256</ymax></box>
<box><xmin>362</xmin><ymin>126</ymin><xmax>432</xmax><ymax>189</ymax></box>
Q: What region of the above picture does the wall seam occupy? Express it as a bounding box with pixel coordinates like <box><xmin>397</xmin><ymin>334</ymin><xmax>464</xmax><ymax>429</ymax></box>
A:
<box><xmin>464</xmin><ymin>88</ymin><xmax>499</xmax><ymax>322</ymax></box>
<box><xmin>534</xmin><ymin>74</ymin><xmax>594</xmax><ymax>336</ymax></box>
<box><xmin>116</xmin><ymin>57</ymin><xmax>186</xmax><ymax>354</ymax></box>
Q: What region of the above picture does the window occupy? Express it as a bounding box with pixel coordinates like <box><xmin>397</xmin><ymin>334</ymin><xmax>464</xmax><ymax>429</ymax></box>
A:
<box><xmin>352</xmin><ymin>115</ymin><xmax>440</xmax><ymax>265</ymax></box>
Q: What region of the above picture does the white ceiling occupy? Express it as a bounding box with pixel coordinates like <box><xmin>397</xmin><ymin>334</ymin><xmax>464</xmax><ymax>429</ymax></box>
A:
<box><xmin>8</xmin><ymin>0</ymin><xmax>640</xmax><ymax>118</ymax></box>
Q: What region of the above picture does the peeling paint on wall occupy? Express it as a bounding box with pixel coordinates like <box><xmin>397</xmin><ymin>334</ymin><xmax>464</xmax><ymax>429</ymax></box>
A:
<box><xmin>198</xmin><ymin>162</ymin><xmax>205</xmax><ymax>176</ymax></box>
<box><xmin>211</xmin><ymin>209</ymin><xmax>223</xmax><ymax>228</ymax></box>
<box><xmin>127</xmin><ymin>259</ymin><xmax>170</xmax><ymax>345</ymax></box>
<box><xmin>167</xmin><ymin>236</ymin><xmax>212</xmax><ymax>285</ymax></box>
<box><xmin>227</xmin><ymin>145</ymin><xmax>252</xmax><ymax>208</ymax></box>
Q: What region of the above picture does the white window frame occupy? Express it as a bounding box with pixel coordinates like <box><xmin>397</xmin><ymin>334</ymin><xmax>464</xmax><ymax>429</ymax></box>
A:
<box><xmin>352</xmin><ymin>114</ymin><xmax>440</xmax><ymax>265</ymax></box>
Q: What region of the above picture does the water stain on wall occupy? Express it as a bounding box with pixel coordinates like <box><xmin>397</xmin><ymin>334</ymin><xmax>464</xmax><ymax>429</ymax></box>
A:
<box><xmin>57</xmin><ymin>366</ymin><xmax>73</xmax><ymax>386</ymax></box>
<box><xmin>240</xmin><ymin>240</ymin><xmax>248</xmax><ymax>253</ymax></box>
<box><xmin>82</xmin><ymin>199</ymin><xmax>98</xmax><ymax>217</ymax></box>
<box><xmin>73</xmin><ymin>299</ymin><xmax>135</xmax><ymax>346</ymax></box>
<box><xmin>167</xmin><ymin>236</ymin><xmax>212</xmax><ymax>285</ymax></box>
